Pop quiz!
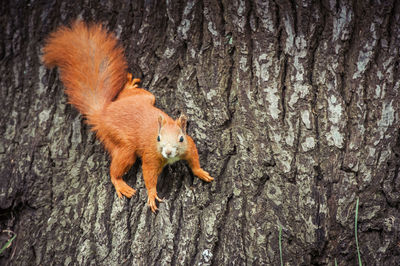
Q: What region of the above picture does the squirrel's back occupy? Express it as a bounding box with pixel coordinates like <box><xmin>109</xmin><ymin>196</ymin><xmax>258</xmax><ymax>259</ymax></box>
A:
<box><xmin>42</xmin><ymin>20</ymin><xmax>127</xmax><ymax>126</ymax></box>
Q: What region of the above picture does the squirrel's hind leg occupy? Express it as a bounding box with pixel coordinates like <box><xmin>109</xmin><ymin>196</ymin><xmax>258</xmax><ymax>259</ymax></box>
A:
<box><xmin>118</xmin><ymin>73</ymin><xmax>156</xmax><ymax>105</ymax></box>
<box><xmin>110</xmin><ymin>149</ymin><xmax>137</xmax><ymax>198</ymax></box>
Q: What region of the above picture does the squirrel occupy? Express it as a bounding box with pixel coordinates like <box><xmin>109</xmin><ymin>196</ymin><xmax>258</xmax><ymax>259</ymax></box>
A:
<box><xmin>42</xmin><ymin>20</ymin><xmax>214</xmax><ymax>212</ymax></box>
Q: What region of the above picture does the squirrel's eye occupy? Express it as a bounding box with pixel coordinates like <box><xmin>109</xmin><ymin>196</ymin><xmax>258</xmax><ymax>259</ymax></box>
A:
<box><xmin>179</xmin><ymin>136</ymin><xmax>184</xmax><ymax>142</ymax></box>
<box><xmin>157</xmin><ymin>135</ymin><xmax>161</xmax><ymax>142</ymax></box>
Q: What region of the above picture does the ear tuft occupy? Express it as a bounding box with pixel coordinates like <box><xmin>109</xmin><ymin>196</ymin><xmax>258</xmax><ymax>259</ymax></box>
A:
<box><xmin>158</xmin><ymin>115</ymin><xmax>165</xmax><ymax>131</ymax></box>
<box><xmin>177</xmin><ymin>114</ymin><xmax>187</xmax><ymax>134</ymax></box>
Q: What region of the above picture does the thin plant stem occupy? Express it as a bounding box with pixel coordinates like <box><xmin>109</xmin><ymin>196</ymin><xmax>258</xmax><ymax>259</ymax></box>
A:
<box><xmin>0</xmin><ymin>234</ymin><xmax>16</xmax><ymax>254</ymax></box>
<box><xmin>279</xmin><ymin>224</ymin><xmax>283</xmax><ymax>266</ymax></box>
<box><xmin>355</xmin><ymin>197</ymin><xmax>362</xmax><ymax>266</ymax></box>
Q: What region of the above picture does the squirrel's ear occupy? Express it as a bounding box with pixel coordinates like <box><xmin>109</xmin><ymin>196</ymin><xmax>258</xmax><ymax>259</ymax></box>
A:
<box><xmin>177</xmin><ymin>114</ymin><xmax>187</xmax><ymax>135</ymax></box>
<box><xmin>158</xmin><ymin>115</ymin><xmax>165</xmax><ymax>131</ymax></box>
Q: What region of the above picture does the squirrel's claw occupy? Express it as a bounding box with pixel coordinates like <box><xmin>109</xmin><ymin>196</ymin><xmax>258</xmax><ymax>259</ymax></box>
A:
<box><xmin>113</xmin><ymin>179</ymin><xmax>136</xmax><ymax>199</ymax></box>
<box><xmin>125</xmin><ymin>73</ymin><xmax>141</xmax><ymax>89</ymax></box>
<box><xmin>156</xmin><ymin>195</ymin><xmax>164</xmax><ymax>203</ymax></box>
<box><xmin>148</xmin><ymin>199</ymin><xmax>158</xmax><ymax>213</ymax></box>
<box><xmin>147</xmin><ymin>191</ymin><xmax>163</xmax><ymax>213</ymax></box>
<box><xmin>193</xmin><ymin>168</ymin><xmax>214</xmax><ymax>183</ymax></box>
<box><xmin>131</xmin><ymin>78</ymin><xmax>141</xmax><ymax>88</ymax></box>
<box><xmin>127</xmin><ymin>73</ymin><xmax>132</xmax><ymax>81</ymax></box>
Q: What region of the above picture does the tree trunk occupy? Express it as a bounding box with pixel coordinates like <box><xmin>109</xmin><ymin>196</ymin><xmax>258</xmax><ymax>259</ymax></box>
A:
<box><xmin>1</xmin><ymin>0</ymin><xmax>400</xmax><ymax>265</ymax></box>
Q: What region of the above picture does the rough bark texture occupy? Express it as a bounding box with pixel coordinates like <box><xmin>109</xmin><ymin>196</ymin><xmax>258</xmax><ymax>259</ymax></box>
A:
<box><xmin>1</xmin><ymin>0</ymin><xmax>400</xmax><ymax>265</ymax></box>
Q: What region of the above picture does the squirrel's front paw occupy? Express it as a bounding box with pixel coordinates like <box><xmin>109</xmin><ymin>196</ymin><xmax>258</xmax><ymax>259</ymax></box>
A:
<box><xmin>193</xmin><ymin>168</ymin><xmax>214</xmax><ymax>182</ymax></box>
<box><xmin>147</xmin><ymin>190</ymin><xmax>163</xmax><ymax>213</ymax></box>
<box><xmin>113</xmin><ymin>179</ymin><xmax>136</xmax><ymax>199</ymax></box>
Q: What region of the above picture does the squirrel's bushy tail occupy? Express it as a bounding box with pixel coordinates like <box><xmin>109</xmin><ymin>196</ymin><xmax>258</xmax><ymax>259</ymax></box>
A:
<box><xmin>42</xmin><ymin>20</ymin><xmax>127</xmax><ymax>126</ymax></box>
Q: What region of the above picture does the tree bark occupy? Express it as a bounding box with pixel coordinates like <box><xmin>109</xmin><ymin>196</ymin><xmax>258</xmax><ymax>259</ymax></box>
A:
<box><xmin>1</xmin><ymin>0</ymin><xmax>400</xmax><ymax>265</ymax></box>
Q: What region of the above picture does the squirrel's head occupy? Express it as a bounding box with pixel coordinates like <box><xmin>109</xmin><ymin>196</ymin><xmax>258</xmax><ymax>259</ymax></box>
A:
<box><xmin>157</xmin><ymin>114</ymin><xmax>188</xmax><ymax>161</ymax></box>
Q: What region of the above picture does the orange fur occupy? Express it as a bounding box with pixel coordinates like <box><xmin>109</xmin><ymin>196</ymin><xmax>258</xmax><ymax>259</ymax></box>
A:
<box><xmin>42</xmin><ymin>20</ymin><xmax>213</xmax><ymax>212</ymax></box>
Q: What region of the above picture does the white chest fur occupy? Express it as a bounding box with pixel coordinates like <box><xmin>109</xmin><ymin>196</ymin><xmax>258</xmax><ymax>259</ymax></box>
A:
<box><xmin>166</xmin><ymin>156</ymin><xmax>181</xmax><ymax>165</ymax></box>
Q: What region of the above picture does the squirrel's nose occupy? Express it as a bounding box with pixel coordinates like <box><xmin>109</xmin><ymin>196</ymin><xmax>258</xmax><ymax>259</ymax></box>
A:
<box><xmin>165</xmin><ymin>150</ymin><xmax>172</xmax><ymax>156</ymax></box>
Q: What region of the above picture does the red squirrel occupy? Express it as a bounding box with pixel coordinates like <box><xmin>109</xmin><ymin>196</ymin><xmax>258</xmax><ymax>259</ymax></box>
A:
<box><xmin>42</xmin><ymin>20</ymin><xmax>214</xmax><ymax>212</ymax></box>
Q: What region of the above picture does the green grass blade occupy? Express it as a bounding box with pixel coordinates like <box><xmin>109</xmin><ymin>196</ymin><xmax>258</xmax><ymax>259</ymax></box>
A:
<box><xmin>0</xmin><ymin>234</ymin><xmax>16</xmax><ymax>254</ymax></box>
<box><xmin>279</xmin><ymin>224</ymin><xmax>283</xmax><ymax>266</ymax></box>
<box><xmin>335</xmin><ymin>258</ymin><xmax>338</xmax><ymax>266</ymax></box>
<box><xmin>355</xmin><ymin>197</ymin><xmax>362</xmax><ymax>266</ymax></box>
